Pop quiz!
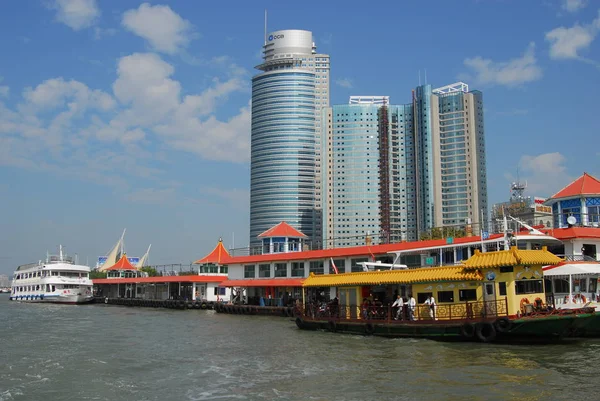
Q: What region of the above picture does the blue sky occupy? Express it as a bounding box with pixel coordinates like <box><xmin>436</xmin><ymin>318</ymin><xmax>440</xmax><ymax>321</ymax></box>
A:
<box><xmin>0</xmin><ymin>0</ymin><xmax>599</xmax><ymax>274</ymax></box>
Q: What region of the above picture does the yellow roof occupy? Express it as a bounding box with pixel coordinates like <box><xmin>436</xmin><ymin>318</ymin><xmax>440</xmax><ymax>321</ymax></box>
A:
<box><xmin>302</xmin><ymin>266</ymin><xmax>482</xmax><ymax>288</ymax></box>
<box><xmin>463</xmin><ymin>246</ymin><xmax>563</xmax><ymax>269</ymax></box>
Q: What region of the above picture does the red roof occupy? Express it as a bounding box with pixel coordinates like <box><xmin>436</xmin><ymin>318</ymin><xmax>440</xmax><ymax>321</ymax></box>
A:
<box><xmin>93</xmin><ymin>275</ymin><xmax>227</xmax><ymax>285</ymax></box>
<box><xmin>258</xmin><ymin>221</ymin><xmax>307</xmax><ymax>238</ymax></box>
<box><xmin>550</xmin><ymin>172</ymin><xmax>600</xmax><ymax>199</ymax></box>
<box><xmin>225</xmin><ymin>233</ymin><xmax>504</xmax><ymax>265</ymax></box>
<box><xmin>220</xmin><ymin>278</ymin><xmax>304</xmax><ymax>287</ymax></box>
<box><xmin>542</xmin><ymin>227</ymin><xmax>600</xmax><ymax>240</ymax></box>
<box><xmin>105</xmin><ymin>254</ymin><xmax>138</xmax><ymax>271</ymax></box>
<box><xmin>194</xmin><ymin>239</ymin><xmax>231</xmax><ymax>265</ymax></box>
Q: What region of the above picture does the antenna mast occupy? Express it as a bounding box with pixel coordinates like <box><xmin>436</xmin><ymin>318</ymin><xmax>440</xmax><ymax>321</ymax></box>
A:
<box><xmin>264</xmin><ymin>9</ymin><xmax>267</xmax><ymax>45</ymax></box>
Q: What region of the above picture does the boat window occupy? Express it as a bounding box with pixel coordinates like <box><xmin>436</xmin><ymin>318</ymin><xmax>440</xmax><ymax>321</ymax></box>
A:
<box><xmin>244</xmin><ymin>265</ymin><xmax>256</xmax><ymax>278</ymax></box>
<box><xmin>573</xmin><ymin>278</ymin><xmax>586</xmax><ymax>292</ymax></box>
<box><xmin>291</xmin><ymin>262</ymin><xmax>304</xmax><ymax>277</ymax></box>
<box><xmin>437</xmin><ymin>291</ymin><xmax>454</xmax><ymax>303</ymax></box>
<box><xmin>500</xmin><ymin>266</ymin><xmax>514</xmax><ymax>273</ymax></box>
<box><xmin>459</xmin><ymin>289</ymin><xmax>477</xmax><ymax>301</ymax></box>
<box><xmin>589</xmin><ymin>279</ymin><xmax>597</xmax><ymax>294</ymax></box>
<box><xmin>417</xmin><ymin>293</ymin><xmax>431</xmax><ymax>303</ymax></box>
<box><xmin>259</xmin><ymin>264</ymin><xmax>271</xmax><ymax>278</ymax></box>
<box><xmin>275</xmin><ymin>263</ymin><xmax>287</xmax><ymax>277</ymax></box>
<box><xmin>553</xmin><ymin>279</ymin><xmax>569</xmax><ymax>293</ymax></box>
<box><xmin>51</xmin><ymin>285</ymin><xmax>56</xmax><ymax>292</ymax></box>
<box><xmin>515</xmin><ymin>280</ymin><xmax>543</xmax><ymax>295</ymax></box>
<box><xmin>499</xmin><ymin>282</ymin><xmax>507</xmax><ymax>296</ymax></box>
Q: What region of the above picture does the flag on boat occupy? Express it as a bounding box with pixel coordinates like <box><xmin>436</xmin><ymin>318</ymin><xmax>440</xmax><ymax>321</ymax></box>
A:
<box><xmin>330</xmin><ymin>258</ymin><xmax>339</xmax><ymax>274</ymax></box>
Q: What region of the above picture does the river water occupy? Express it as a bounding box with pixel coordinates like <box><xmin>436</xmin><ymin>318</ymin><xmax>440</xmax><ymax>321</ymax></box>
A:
<box><xmin>1</xmin><ymin>294</ymin><xmax>599</xmax><ymax>401</ymax></box>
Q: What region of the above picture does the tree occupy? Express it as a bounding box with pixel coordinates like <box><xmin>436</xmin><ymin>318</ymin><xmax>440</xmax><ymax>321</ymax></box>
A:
<box><xmin>420</xmin><ymin>226</ymin><xmax>467</xmax><ymax>241</ymax></box>
<box><xmin>140</xmin><ymin>266</ymin><xmax>160</xmax><ymax>277</ymax></box>
<box><xmin>89</xmin><ymin>270</ymin><xmax>107</xmax><ymax>279</ymax></box>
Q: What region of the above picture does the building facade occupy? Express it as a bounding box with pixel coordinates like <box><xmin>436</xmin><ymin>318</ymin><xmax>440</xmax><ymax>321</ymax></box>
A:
<box><xmin>322</xmin><ymin>83</ymin><xmax>488</xmax><ymax>247</ymax></box>
<box><xmin>250</xmin><ymin>29</ymin><xmax>330</xmax><ymax>249</ymax></box>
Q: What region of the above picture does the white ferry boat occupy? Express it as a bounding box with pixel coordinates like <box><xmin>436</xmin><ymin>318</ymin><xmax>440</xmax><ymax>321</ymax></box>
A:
<box><xmin>9</xmin><ymin>246</ymin><xmax>93</xmax><ymax>304</ymax></box>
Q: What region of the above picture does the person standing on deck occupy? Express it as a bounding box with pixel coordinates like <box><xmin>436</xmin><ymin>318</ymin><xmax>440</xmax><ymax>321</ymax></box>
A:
<box><xmin>407</xmin><ymin>295</ymin><xmax>416</xmax><ymax>321</ymax></box>
<box><xmin>392</xmin><ymin>295</ymin><xmax>404</xmax><ymax>320</ymax></box>
<box><xmin>424</xmin><ymin>295</ymin><xmax>437</xmax><ymax>320</ymax></box>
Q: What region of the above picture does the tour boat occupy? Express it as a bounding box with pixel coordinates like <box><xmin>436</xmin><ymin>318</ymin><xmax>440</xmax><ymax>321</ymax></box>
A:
<box><xmin>294</xmin><ymin>247</ymin><xmax>596</xmax><ymax>343</ymax></box>
<box><xmin>9</xmin><ymin>246</ymin><xmax>93</xmax><ymax>304</ymax></box>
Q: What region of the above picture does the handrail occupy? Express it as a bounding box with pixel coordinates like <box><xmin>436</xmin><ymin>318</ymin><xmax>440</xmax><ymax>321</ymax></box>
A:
<box><xmin>556</xmin><ymin>254</ymin><xmax>598</xmax><ymax>262</ymax></box>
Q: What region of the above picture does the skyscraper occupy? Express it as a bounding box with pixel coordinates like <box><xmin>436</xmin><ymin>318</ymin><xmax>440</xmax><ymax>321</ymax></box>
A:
<box><xmin>431</xmin><ymin>82</ymin><xmax>488</xmax><ymax>232</ymax></box>
<box><xmin>250</xmin><ymin>29</ymin><xmax>330</xmax><ymax>248</ymax></box>
<box><xmin>322</xmin><ymin>83</ymin><xmax>488</xmax><ymax>247</ymax></box>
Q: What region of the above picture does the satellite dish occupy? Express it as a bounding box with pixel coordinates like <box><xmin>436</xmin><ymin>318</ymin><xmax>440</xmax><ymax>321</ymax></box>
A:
<box><xmin>567</xmin><ymin>216</ymin><xmax>577</xmax><ymax>225</ymax></box>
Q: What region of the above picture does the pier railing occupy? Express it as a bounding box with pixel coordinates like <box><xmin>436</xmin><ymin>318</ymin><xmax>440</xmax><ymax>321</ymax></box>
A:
<box><xmin>302</xmin><ymin>299</ymin><xmax>509</xmax><ymax>323</ymax></box>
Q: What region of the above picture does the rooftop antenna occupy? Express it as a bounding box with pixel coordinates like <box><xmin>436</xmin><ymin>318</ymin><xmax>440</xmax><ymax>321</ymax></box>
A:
<box><xmin>418</xmin><ymin>70</ymin><xmax>421</xmax><ymax>86</ymax></box>
<box><xmin>424</xmin><ymin>69</ymin><xmax>428</xmax><ymax>85</ymax></box>
<box><xmin>264</xmin><ymin>9</ymin><xmax>267</xmax><ymax>45</ymax></box>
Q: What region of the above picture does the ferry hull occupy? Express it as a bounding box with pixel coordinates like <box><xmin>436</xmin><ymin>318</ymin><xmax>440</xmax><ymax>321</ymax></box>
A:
<box><xmin>9</xmin><ymin>294</ymin><xmax>94</xmax><ymax>304</ymax></box>
<box><xmin>295</xmin><ymin>313</ymin><xmax>596</xmax><ymax>343</ymax></box>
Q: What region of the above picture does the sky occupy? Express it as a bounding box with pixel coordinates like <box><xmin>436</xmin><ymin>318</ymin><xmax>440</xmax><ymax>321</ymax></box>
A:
<box><xmin>0</xmin><ymin>0</ymin><xmax>599</xmax><ymax>275</ymax></box>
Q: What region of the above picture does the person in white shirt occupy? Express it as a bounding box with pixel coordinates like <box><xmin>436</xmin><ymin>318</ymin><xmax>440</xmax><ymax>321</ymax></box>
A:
<box><xmin>391</xmin><ymin>295</ymin><xmax>404</xmax><ymax>320</ymax></box>
<box><xmin>407</xmin><ymin>295</ymin><xmax>416</xmax><ymax>321</ymax></box>
<box><xmin>424</xmin><ymin>295</ymin><xmax>437</xmax><ymax>320</ymax></box>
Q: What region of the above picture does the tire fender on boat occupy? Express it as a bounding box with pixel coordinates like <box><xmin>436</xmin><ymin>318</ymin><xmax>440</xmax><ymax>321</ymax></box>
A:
<box><xmin>475</xmin><ymin>322</ymin><xmax>497</xmax><ymax>343</ymax></box>
<box><xmin>201</xmin><ymin>302</ymin><xmax>208</xmax><ymax>310</ymax></box>
<box><xmin>295</xmin><ymin>317</ymin><xmax>304</xmax><ymax>329</ymax></box>
<box><xmin>460</xmin><ymin>323</ymin><xmax>476</xmax><ymax>338</ymax></box>
<box><xmin>365</xmin><ymin>323</ymin><xmax>375</xmax><ymax>335</ymax></box>
<box><xmin>494</xmin><ymin>317</ymin><xmax>512</xmax><ymax>333</ymax></box>
<box><xmin>104</xmin><ymin>297</ymin><xmax>108</xmax><ymax>304</ymax></box>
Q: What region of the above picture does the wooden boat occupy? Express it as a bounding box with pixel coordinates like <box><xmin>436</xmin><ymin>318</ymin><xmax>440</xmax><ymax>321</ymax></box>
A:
<box><xmin>294</xmin><ymin>246</ymin><xmax>596</xmax><ymax>343</ymax></box>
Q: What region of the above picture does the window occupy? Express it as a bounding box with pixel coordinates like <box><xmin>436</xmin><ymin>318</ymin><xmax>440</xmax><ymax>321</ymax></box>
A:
<box><xmin>291</xmin><ymin>262</ymin><xmax>304</xmax><ymax>277</ymax></box>
<box><xmin>499</xmin><ymin>282</ymin><xmax>507</xmax><ymax>296</ymax></box>
<box><xmin>351</xmin><ymin>257</ymin><xmax>368</xmax><ymax>272</ymax></box>
<box><xmin>244</xmin><ymin>265</ymin><xmax>255</xmax><ymax>278</ymax></box>
<box><xmin>331</xmin><ymin>259</ymin><xmax>344</xmax><ymax>274</ymax></box>
<box><xmin>499</xmin><ymin>266</ymin><xmax>513</xmax><ymax>273</ymax></box>
<box><xmin>214</xmin><ymin>287</ymin><xmax>226</xmax><ymax>296</ymax></box>
<box><xmin>459</xmin><ymin>289</ymin><xmax>477</xmax><ymax>301</ymax></box>
<box><xmin>417</xmin><ymin>293</ymin><xmax>432</xmax><ymax>303</ymax></box>
<box><xmin>258</xmin><ymin>264</ymin><xmax>270</xmax><ymax>278</ymax></box>
<box><xmin>309</xmin><ymin>261</ymin><xmax>324</xmax><ymax>275</ymax></box>
<box><xmin>275</xmin><ymin>263</ymin><xmax>287</xmax><ymax>277</ymax></box>
<box><xmin>515</xmin><ymin>280</ymin><xmax>543</xmax><ymax>295</ymax></box>
<box><xmin>553</xmin><ymin>278</ymin><xmax>569</xmax><ymax>293</ymax></box>
<box><xmin>220</xmin><ymin>266</ymin><xmax>228</xmax><ymax>274</ymax></box>
<box><xmin>437</xmin><ymin>291</ymin><xmax>454</xmax><ymax>303</ymax></box>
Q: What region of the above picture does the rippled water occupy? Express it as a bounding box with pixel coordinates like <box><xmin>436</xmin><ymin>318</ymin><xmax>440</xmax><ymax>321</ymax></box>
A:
<box><xmin>1</xmin><ymin>294</ymin><xmax>599</xmax><ymax>401</ymax></box>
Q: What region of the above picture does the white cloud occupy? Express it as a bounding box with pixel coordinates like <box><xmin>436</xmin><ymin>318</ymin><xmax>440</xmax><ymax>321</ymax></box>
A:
<box><xmin>51</xmin><ymin>0</ymin><xmax>99</xmax><ymax>31</ymax></box>
<box><xmin>122</xmin><ymin>3</ymin><xmax>195</xmax><ymax>54</ymax></box>
<box><xmin>546</xmin><ymin>12</ymin><xmax>600</xmax><ymax>61</ymax></box>
<box><xmin>0</xmin><ymin>78</ymin><xmax>8</xmax><ymax>98</ymax></box>
<box><xmin>23</xmin><ymin>77</ymin><xmax>115</xmax><ymax>112</ymax></box>
<box><xmin>93</xmin><ymin>27</ymin><xmax>117</xmax><ymax>40</ymax></box>
<box><xmin>512</xmin><ymin>152</ymin><xmax>574</xmax><ymax>196</ymax></box>
<box><xmin>462</xmin><ymin>42</ymin><xmax>543</xmax><ymax>87</ymax></box>
<box><xmin>562</xmin><ymin>0</ymin><xmax>587</xmax><ymax>13</ymax></box>
<box><xmin>335</xmin><ymin>78</ymin><xmax>353</xmax><ymax>89</ymax></box>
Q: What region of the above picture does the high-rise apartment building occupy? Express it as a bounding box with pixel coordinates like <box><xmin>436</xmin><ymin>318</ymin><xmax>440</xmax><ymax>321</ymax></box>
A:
<box><xmin>322</xmin><ymin>83</ymin><xmax>488</xmax><ymax>247</ymax></box>
<box><xmin>431</xmin><ymin>82</ymin><xmax>488</xmax><ymax>232</ymax></box>
<box><xmin>250</xmin><ymin>29</ymin><xmax>330</xmax><ymax>248</ymax></box>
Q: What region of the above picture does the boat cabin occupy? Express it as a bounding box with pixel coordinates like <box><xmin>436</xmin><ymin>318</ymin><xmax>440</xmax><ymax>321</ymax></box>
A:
<box><xmin>301</xmin><ymin>246</ymin><xmax>563</xmax><ymax>321</ymax></box>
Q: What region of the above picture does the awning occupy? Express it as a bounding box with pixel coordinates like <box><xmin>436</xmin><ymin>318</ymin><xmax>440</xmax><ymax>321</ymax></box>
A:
<box><xmin>220</xmin><ymin>278</ymin><xmax>304</xmax><ymax>287</ymax></box>
<box><xmin>543</xmin><ymin>262</ymin><xmax>600</xmax><ymax>276</ymax></box>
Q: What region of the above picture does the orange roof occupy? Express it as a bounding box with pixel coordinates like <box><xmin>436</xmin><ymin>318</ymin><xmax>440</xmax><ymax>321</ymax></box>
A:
<box><xmin>543</xmin><ymin>227</ymin><xmax>600</xmax><ymax>240</ymax></box>
<box><xmin>220</xmin><ymin>278</ymin><xmax>304</xmax><ymax>287</ymax></box>
<box><xmin>194</xmin><ymin>239</ymin><xmax>231</xmax><ymax>265</ymax></box>
<box><xmin>550</xmin><ymin>172</ymin><xmax>600</xmax><ymax>199</ymax></box>
<box><xmin>225</xmin><ymin>233</ymin><xmax>504</xmax><ymax>265</ymax></box>
<box><xmin>257</xmin><ymin>221</ymin><xmax>307</xmax><ymax>238</ymax></box>
<box><xmin>93</xmin><ymin>275</ymin><xmax>227</xmax><ymax>284</ymax></box>
<box><xmin>105</xmin><ymin>254</ymin><xmax>137</xmax><ymax>271</ymax></box>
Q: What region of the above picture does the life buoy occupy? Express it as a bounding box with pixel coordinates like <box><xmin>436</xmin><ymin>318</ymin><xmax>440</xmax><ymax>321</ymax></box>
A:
<box><xmin>104</xmin><ymin>297</ymin><xmax>108</xmax><ymax>304</ymax></box>
<box><xmin>328</xmin><ymin>320</ymin><xmax>337</xmax><ymax>332</ymax></box>
<box><xmin>494</xmin><ymin>317</ymin><xmax>512</xmax><ymax>333</ymax></box>
<box><xmin>460</xmin><ymin>323</ymin><xmax>476</xmax><ymax>338</ymax></box>
<box><xmin>475</xmin><ymin>322</ymin><xmax>497</xmax><ymax>343</ymax></box>
<box><xmin>534</xmin><ymin>297</ymin><xmax>544</xmax><ymax>308</ymax></box>
<box><xmin>365</xmin><ymin>323</ymin><xmax>375</xmax><ymax>335</ymax></box>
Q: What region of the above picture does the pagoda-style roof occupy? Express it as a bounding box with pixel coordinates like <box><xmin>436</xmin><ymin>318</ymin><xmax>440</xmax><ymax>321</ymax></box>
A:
<box><xmin>462</xmin><ymin>247</ymin><xmax>562</xmax><ymax>269</ymax></box>
<box><xmin>258</xmin><ymin>221</ymin><xmax>307</xmax><ymax>238</ymax></box>
<box><xmin>194</xmin><ymin>238</ymin><xmax>231</xmax><ymax>265</ymax></box>
<box><xmin>302</xmin><ymin>266</ymin><xmax>482</xmax><ymax>287</ymax></box>
<box><xmin>550</xmin><ymin>172</ymin><xmax>600</xmax><ymax>200</ymax></box>
<box><xmin>105</xmin><ymin>254</ymin><xmax>138</xmax><ymax>271</ymax></box>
